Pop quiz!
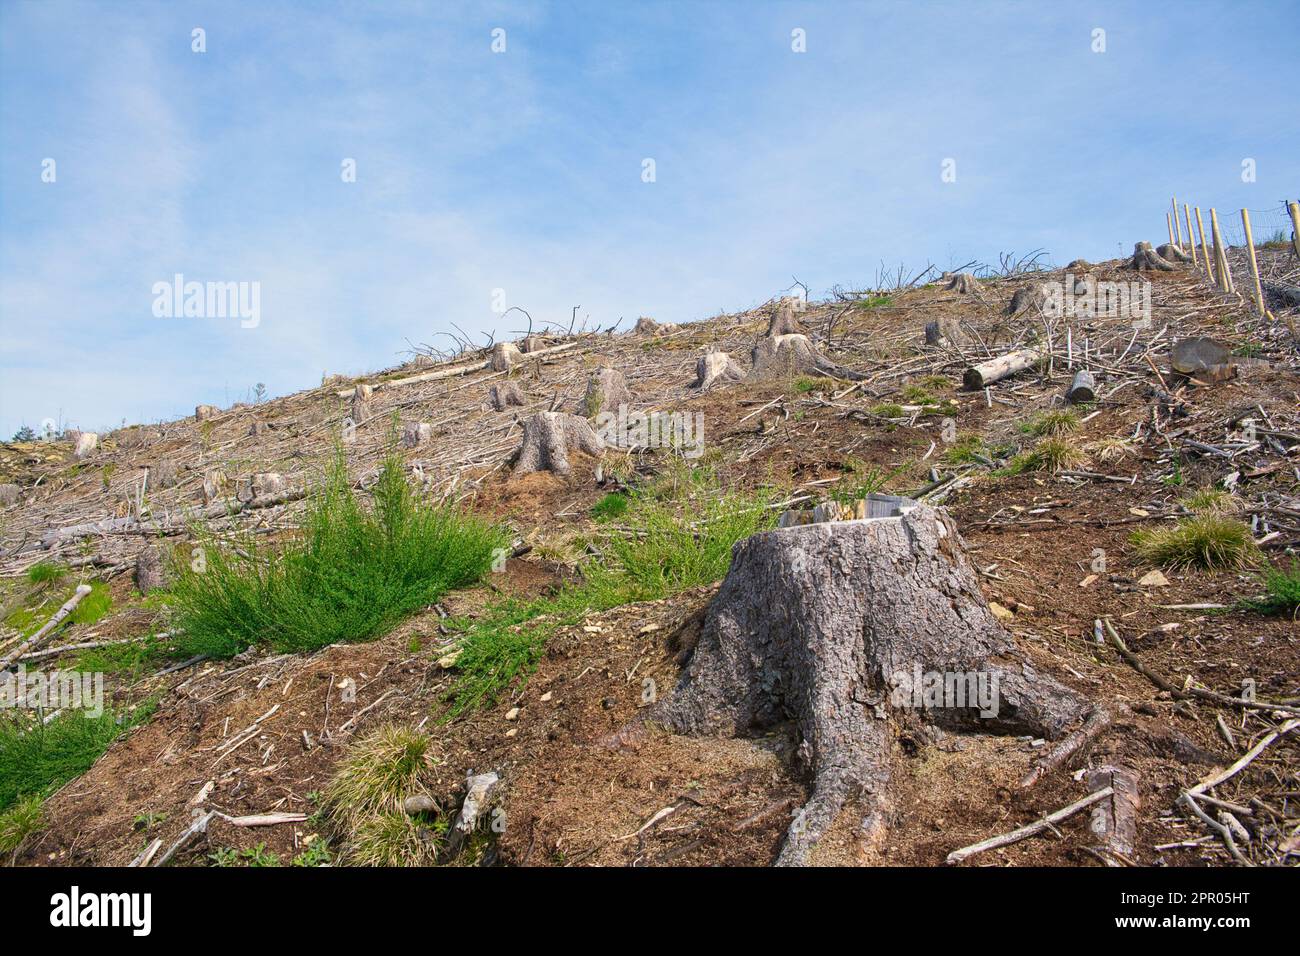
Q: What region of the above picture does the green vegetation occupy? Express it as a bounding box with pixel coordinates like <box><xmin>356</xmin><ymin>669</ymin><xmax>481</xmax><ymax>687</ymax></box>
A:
<box><xmin>999</xmin><ymin>437</ymin><xmax>1086</xmax><ymax>474</ymax></box>
<box><xmin>1131</xmin><ymin>516</ymin><xmax>1258</xmax><ymax>571</ymax></box>
<box><xmin>900</xmin><ymin>384</ymin><xmax>935</xmax><ymax>404</ymax></box>
<box><xmin>0</xmin><ymin>795</ymin><xmax>44</xmax><ymax>855</ymax></box>
<box><xmin>1182</xmin><ymin>488</ymin><xmax>1240</xmax><ymax>516</ymax></box>
<box><xmin>25</xmin><ymin>562</ymin><xmax>65</xmax><ymax>585</ymax></box>
<box><xmin>324</xmin><ymin>723</ymin><xmax>439</xmax><ymax>866</ymax></box>
<box><xmin>942</xmin><ymin>435</ymin><xmax>988</xmax><ymax>466</ymax></box>
<box><xmin>291</xmin><ymin>839</ymin><xmax>334</xmax><ymax>867</ymax></box>
<box><xmin>1020</xmin><ymin>409</ymin><xmax>1080</xmax><ymax>438</ymax></box>
<box><xmin>792</xmin><ymin>376</ymin><xmax>836</xmax><ymax>394</ymax></box>
<box><xmin>590</xmin><ymin>492</ymin><xmax>630</xmax><ymax>520</ymax></box>
<box><xmin>211</xmin><ymin>843</ymin><xmax>281</xmax><ymax>867</ymax></box>
<box><xmin>446</xmin><ymin>470</ymin><xmax>779</xmax><ymax>718</ymax></box>
<box><xmin>870</xmin><ymin>403</ymin><xmax>905</xmax><ymax>419</ymax></box>
<box><xmin>1239</xmin><ymin>560</ymin><xmax>1300</xmax><ymax>616</ymax></box>
<box><xmin>170</xmin><ymin>450</ymin><xmax>507</xmax><ymax>659</ymax></box>
<box><xmin>856</xmin><ymin>294</ymin><xmax>893</xmax><ymax>309</ymax></box>
<box><xmin>0</xmin><ymin>704</ymin><xmax>155</xmax><ymax>815</ymax></box>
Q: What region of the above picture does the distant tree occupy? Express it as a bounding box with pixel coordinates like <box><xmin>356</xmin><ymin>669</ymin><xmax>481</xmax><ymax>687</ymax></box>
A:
<box><xmin>11</xmin><ymin>425</ymin><xmax>36</xmax><ymax>442</ymax></box>
<box><xmin>254</xmin><ymin>382</ymin><xmax>267</xmax><ymax>403</ymax></box>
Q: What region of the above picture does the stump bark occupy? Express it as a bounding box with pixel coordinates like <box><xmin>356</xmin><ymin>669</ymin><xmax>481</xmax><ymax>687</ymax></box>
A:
<box><xmin>195</xmin><ymin>404</ymin><xmax>219</xmax><ymax>422</ymax></box>
<box><xmin>692</xmin><ymin>350</ymin><xmax>746</xmax><ymax>390</ymax></box>
<box><xmin>135</xmin><ymin>545</ymin><xmax>167</xmax><ymax>595</ymax></box>
<box><xmin>945</xmin><ymin>272</ymin><xmax>982</xmax><ymax>294</ymax></box>
<box><xmin>512</xmin><ymin>412</ymin><xmax>605</xmax><ymax>477</ymax></box>
<box><xmin>490</xmin><ymin>342</ymin><xmax>522</xmax><ymax>372</ymax></box>
<box><xmin>488</xmin><ymin>381</ymin><xmax>527</xmax><ymax>411</ymax></box>
<box><xmin>634</xmin><ymin>505</ymin><xmax>1091</xmax><ymax>865</ymax></box>
<box><xmin>924</xmin><ymin>318</ymin><xmax>967</xmax><ymax>346</ymax></box>
<box><xmin>633</xmin><ymin>316</ymin><xmax>662</xmax><ymax>335</ymax></box>
<box><xmin>349</xmin><ymin>384</ymin><xmax>374</xmax><ymax>426</ymax></box>
<box><xmin>400</xmin><ymin>422</ymin><xmax>434</xmax><ymax>449</ymax></box>
<box><xmin>1129</xmin><ymin>241</ymin><xmax>1177</xmax><ymax>272</ymax></box>
<box><xmin>749</xmin><ymin>299</ymin><xmax>866</xmax><ymax>382</ymax></box>
<box><xmin>583</xmin><ymin>367</ymin><xmax>633</xmax><ymax>418</ymax></box>
<box><xmin>1006</xmin><ymin>284</ymin><xmax>1046</xmax><ymax>317</ymax></box>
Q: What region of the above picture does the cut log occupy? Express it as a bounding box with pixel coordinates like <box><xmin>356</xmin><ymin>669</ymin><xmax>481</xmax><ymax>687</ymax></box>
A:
<box><xmin>488</xmin><ymin>381</ymin><xmax>527</xmax><ymax>411</ymax></box>
<box><xmin>332</xmin><ymin>341</ymin><xmax>580</xmax><ymax>397</ymax></box>
<box><xmin>1086</xmin><ymin>765</ymin><xmax>1140</xmax><ymax>861</ymax></box>
<box><xmin>693</xmin><ymin>350</ymin><xmax>746</xmax><ymax>390</ymax></box>
<box><xmin>1066</xmin><ymin>369</ymin><xmax>1096</xmax><ymax>404</ymax></box>
<box><xmin>623</xmin><ymin>504</ymin><xmax>1091</xmax><ymax>865</ymax></box>
<box><xmin>962</xmin><ymin>348</ymin><xmax>1040</xmax><ymax>390</ymax></box>
<box><xmin>1129</xmin><ymin>241</ymin><xmax>1177</xmax><ymax>272</ymax></box>
<box><xmin>582</xmin><ymin>366</ymin><xmax>633</xmax><ymax>417</ymax></box>
<box><xmin>512</xmin><ymin>412</ymin><xmax>605</xmax><ymax>477</ymax></box>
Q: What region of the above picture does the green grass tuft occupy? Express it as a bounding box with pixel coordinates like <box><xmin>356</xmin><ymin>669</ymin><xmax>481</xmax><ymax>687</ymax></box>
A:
<box><xmin>170</xmin><ymin>449</ymin><xmax>507</xmax><ymax>658</ymax></box>
<box><xmin>1182</xmin><ymin>488</ymin><xmax>1239</xmax><ymax>517</ymax></box>
<box><xmin>25</xmin><ymin>562</ymin><xmax>65</xmax><ymax>585</ymax></box>
<box><xmin>1020</xmin><ymin>409</ymin><xmax>1080</xmax><ymax>438</ymax></box>
<box><xmin>1239</xmin><ymin>560</ymin><xmax>1300</xmax><ymax>616</ymax></box>
<box><xmin>1131</xmin><ymin>516</ymin><xmax>1258</xmax><ymax>571</ymax></box>
<box><xmin>591</xmin><ymin>492</ymin><xmax>630</xmax><ymax>520</ymax></box>
<box><xmin>0</xmin><ymin>795</ymin><xmax>44</xmax><ymax>855</ymax></box>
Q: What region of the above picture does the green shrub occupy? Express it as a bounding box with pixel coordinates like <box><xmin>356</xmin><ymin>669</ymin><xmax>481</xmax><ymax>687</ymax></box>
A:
<box><xmin>591</xmin><ymin>492</ymin><xmax>630</xmax><ymax>520</ymax></box>
<box><xmin>25</xmin><ymin>562</ymin><xmax>65</xmax><ymax>585</ymax></box>
<box><xmin>1239</xmin><ymin>560</ymin><xmax>1300</xmax><ymax>615</ymax></box>
<box><xmin>0</xmin><ymin>795</ymin><xmax>44</xmax><ymax>854</ymax></box>
<box><xmin>170</xmin><ymin>450</ymin><xmax>507</xmax><ymax>658</ymax></box>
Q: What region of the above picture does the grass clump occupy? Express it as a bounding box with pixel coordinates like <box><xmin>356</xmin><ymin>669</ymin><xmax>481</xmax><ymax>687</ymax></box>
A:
<box><xmin>1000</xmin><ymin>437</ymin><xmax>1086</xmax><ymax>474</ymax></box>
<box><xmin>900</xmin><ymin>384</ymin><xmax>935</xmax><ymax>404</ymax></box>
<box><xmin>942</xmin><ymin>435</ymin><xmax>988</xmax><ymax>466</ymax></box>
<box><xmin>0</xmin><ymin>795</ymin><xmax>44</xmax><ymax>855</ymax></box>
<box><xmin>171</xmin><ymin>450</ymin><xmax>507</xmax><ymax>658</ymax></box>
<box><xmin>792</xmin><ymin>376</ymin><xmax>835</xmax><ymax>394</ymax></box>
<box><xmin>446</xmin><ymin>471</ymin><xmax>778</xmax><ymax>717</ymax></box>
<box><xmin>1182</xmin><ymin>488</ymin><xmax>1240</xmax><ymax>516</ymax></box>
<box><xmin>1239</xmin><ymin>560</ymin><xmax>1300</xmax><ymax>616</ymax></box>
<box><xmin>1020</xmin><ymin>409</ymin><xmax>1080</xmax><ymax>438</ymax></box>
<box><xmin>1131</xmin><ymin>516</ymin><xmax>1258</xmax><ymax>571</ymax></box>
<box><xmin>324</xmin><ymin>723</ymin><xmax>439</xmax><ymax>866</ymax></box>
<box><xmin>590</xmin><ymin>492</ymin><xmax>630</xmax><ymax>521</ymax></box>
<box><xmin>0</xmin><ymin>705</ymin><xmax>154</xmax><ymax>814</ymax></box>
<box><xmin>25</xmin><ymin>562</ymin><xmax>65</xmax><ymax>585</ymax></box>
<box><xmin>870</xmin><ymin>403</ymin><xmax>905</xmax><ymax>419</ymax></box>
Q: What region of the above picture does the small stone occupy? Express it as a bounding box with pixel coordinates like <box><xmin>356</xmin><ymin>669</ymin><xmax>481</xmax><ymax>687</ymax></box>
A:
<box><xmin>505</xmin><ymin>707</ymin><xmax>520</xmax><ymax>721</ymax></box>
<box><xmin>539</xmin><ymin>692</ymin><xmax>552</xmax><ymax>702</ymax></box>
<box><xmin>989</xmin><ymin>601</ymin><xmax>1014</xmax><ymax>622</ymax></box>
<box><xmin>437</xmin><ymin>649</ymin><xmax>462</xmax><ymax>669</ymax></box>
<box><xmin>505</xmin><ymin>728</ymin><xmax>518</xmax><ymax>738</ymax></box>
<box><xmin>1078</xmin><ymin>574</ymin><xmax>1098</xmax><ymax>588</ymax></box>
<box><xmin>403</xmin><ymin>794</ymin><xmax>438</xmax><ymax>815</ymax></box>
<box><xmin>1137</xmin><ymin>570</ymin><xmax>1170</xmax><ymax>588</ymax></box>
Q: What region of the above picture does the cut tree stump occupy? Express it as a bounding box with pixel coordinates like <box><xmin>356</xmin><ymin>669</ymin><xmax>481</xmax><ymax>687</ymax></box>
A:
<box><xmin>749</xmin><ymin>299</ymin><xmax>866</xmax><ymax>381</ymax></box>
<box><xmin>693</xmin><ymin>350</ymin><xmax>746</xmax><ymax>390</ymax></box>
<box><xmin>349</xmin><ymin>384</ymin><xmax>374</xmax><ymax>425</ymax></box>
<box><xmin>0</xmin><ymin>483</ymin><xmax>20</xmax><ymax>507</ymax></box>
<box><xmin>1128</xmin><ymin>241</ymin><xmax>1178</xmax><ymax>272</ymax></box>
<box><xmin>148</xmin><ymin>461</ymin><xmax>180</xmax><ymax>489</ymax></box>
<box><xmin>490</xmin><ymin>342</ymin><xmax>522</xmax><ymax>372</ymax></box>
<box><xmin>512</xmin><ymin>412</ymin><xmax>605</xmax><ymax>477</ymax></box>
<box><xmin>633</xmin><ymin>316</ymin><xmax>662</xmax><ymax>335</ymax></box>
<box><xmin>963</xmin><ymin>348</ymin><xmax>1040</xmax><ymax>390</ymax></box>
<box><xmin>622</xmin><ymin>504</ymin><xmax>1093</xmax><ymax>865</ymax></box>
<box><xmin>72</xmin><ymin>432</ymin><xmax>99</xmax><ymax>459</ymax></box>
<box><xmin>1156</xmin><ymin>243</ymin><xmax>1193</xmax><ymax>264</ymax></box>
<box><xmin>135</xmin><ymin>546</ymin><xmax>167</xmax><ymax>595</ymax></box>
<box><xmin>583</xmin><ymin>366</ymin><xmax>633</xmax><ymax>417</ymax></box>
<box><xmin>488</xmin><ymin>381</ymin><xmax>527</xmax><ymax>411</ymax></box>
<box><xmin>1006</xmin><ymin>284</ymin><xmax>1047</xmax><ymax>317</ymax></box>
<box><xmin>195</xmin><ymin>404</ymin><xmax>219</xmax><ymax>422</ymax></box>
<box><xmin>945</xmin><ymin>272</ymin><xmax>982</xmax><ymax>294</ymax></box>
<box><xmin>520</xmin><ymin>335</ymin><xmax>545</xmax><ymax>354</ymax></box>
<box><xmin>1066</xmin><ymin>369</ymin><xmax>1096</xmax><ymax>404</ymax></box>
<box><xmin>400</xmin><ymin>422</ymin><xmax>434</xmax><ymax>448</ymax></box>
<box><xmin>924</xmin><ymin>318</ymin><xmax>968</xmax><ymax>346</ymax></box>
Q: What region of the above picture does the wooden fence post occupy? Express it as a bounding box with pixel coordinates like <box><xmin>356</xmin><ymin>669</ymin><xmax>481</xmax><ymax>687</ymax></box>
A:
<box><xmin>1210</xmin><ymin>207</ymin><xmax>1235</xmax><ymax>294</ymax></box>
<box><xmin>1183</xmin><ymin>204</ymin><xmax>1197</xmax><ymax>266</ymax></box>
<box><xmin>1166</xmin><ymin>213</ymin><xmax>1175</xmax><ymax>246</ymax></box>
<box><xmin>1290</xmin><ymin>201</ymin><xmax>1300</xmax><ymax>259</ymax></box>
<box><xmin>1240</xmin><ymin>208</ymin><xmax>1266</xmax><ymax>315</ymax></box>
<box><xmin>1195</xmin><ymin>207</ymin><xmax>1212</xmax><ymax>281</ymax></box>
<box><xmin>1172</xmin><ymin>197</ymin><xmax>1183</xmax><ymax>246</ymax></box>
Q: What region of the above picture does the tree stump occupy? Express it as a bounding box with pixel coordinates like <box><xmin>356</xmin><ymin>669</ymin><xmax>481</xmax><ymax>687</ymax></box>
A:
<box><xmin>1156</xmin><ymin>242</ymin><xmax>1193</xmax><ymax>264</ymax></box>
<box><xmin>195</xmin><ymin>404</ymin><xmax>219</xmax><ymax>422</ymax></box>
<box><xmin>520</xmin><ymin>335</ymin><xmax>545</xmax><ymax>354</ymax></box>
<box><xmin>632</xmin><ymin>504</ymin><xmax>1092</xmax><ymax>865</ymax></box>
<box><xmin>202</xmin><ymin>468</ymin><xmax>227</xmax><ymax>504</ymax></box>
<box><xmin>72</xmin><ymin>432</ymin><xmax>99</xmax><ymax>459</ymax></box>
<box><xmin>633</xmin><ymin>316</ymin><xmax>662</xmax><ymax>335</ymax></box>
<box><xmin>583</xmin><ymin>367</ymin><xmax>633</xmax><ymax>418</ymax></box>
<box><xmin>512</xmin><ymin>412</ymin><xmax>605</xmax><ymax>477</ymax></box>
<box><xmin>693</xmin><ymin>350</ymin><xmax>746</xmax><ymax>390</ymax></box>
<box><xmin>400</xmin><ymin>422</ymin><xmax>434</xmax><ymax>449</ymax></box>
<box><xmin>924</xmin><ymin>318</ymin><xmax>967</xmax><ymax>346</ymax></box>
<box><xmin>1066</xmin><ymin>369</ymin><xmax>1096</xmax><ymax>404</ymax></box>
<box><xmin>0</xmin><ymin>483</ymin><xmax>20</xmax><ymax>507</ymax></box>
<box><xmin>749</xmin><ymin>299</ymin><xmax>866</xmax><ymax>381</ymax></box>
<box><xmin>1006</xmin><ymin>284</ymin><xmax>1047</xmax><ymax>317</ymax></box>
<box><xmin>945</xmin><ymin>272</ymin><xmax>982</xmax><ymax>294</ymax></box>
<box><xmin>490</xmin><ymin>342</ymin><xmax>522</xmax><ymax>372</ymax></box>
<box><xmin>148</xmin><ymin>461</ymin><xmax>180</xmax><ymax>489</ymax></box>
<box><xmin>135</xmin><ymin>545</ymin><xmax>167</xmax><ymax>595</ymax></box>
<box><xmin>1128</xmin><ymin>241</ymin><xmax>1177</xmax><ymax>272</ymax></box>
<box><xmin>349</xmin><ymin>384</ymin><xmax>374</xmax><ymax>425</ymax></box>
<box><xmin>488</xmin><ymin>381</ymin><xmax>527</xmax><ymax>411</ymax></box>
<box><xmin>239</xmin><ymin>472</ymin><xmax>286</xmax><ymax>502</ymax></box>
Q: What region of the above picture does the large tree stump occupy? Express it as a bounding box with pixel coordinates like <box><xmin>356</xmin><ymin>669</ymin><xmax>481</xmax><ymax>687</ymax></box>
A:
<box><xmin>692</xmin><ymin>350</ymin><xmax>746</xmax><ymax>390</ymax></box>
<box><xmin>490</xmin><ymin>342</ymin><xmax>522</xmax><ymax>372</ymax></box>
<box><xmin>135</xmin><ymin>545</ymin><xmax>167</xmax><ymax>595</ymax></box>
<box><xmin>945</xmin><ymin>272</ymin><xmax>982</xmax><ymax>294</ymax></box>
<box><xmin>195</xmin><ymin>404</ymin><xmax>219</xmax><ymax>422</ymax></box>
<box><xmin>749</xmin><ymin>299</ymin><xmax>866</xmax><ymax>381</ymax></box>
<box><xmin>488</xmin><ymin>381</ymin><xmax>527</xmax><ymax>411</ymax></box>
<box><xmin>924</xmin><ymin>318</ymin><xmax>968</xmax><ymax>346</ymax></box>
<box><xmin>400</xmin><ymin>423</ymin><xmax>434</xmax><ymax>449</ymax></box>
<box><xmin>1156</xmin><ymin>243</ymin><xmax>1193</xmax><ymax>264</ymax></box>
<box><xmin>1006</xmin><ymin>284</ymin><xmax>1047</xmax><ymax>317</ymax></box>
<box><xmin>349</xmin><ymin>384</ymin><xmax>374</xmax><ymax>425</ymax></box>
<box><xmin>512</xmin><ymin>412</ymin><xmax>605</xmax><ymax>477</ymax></box>
<box><xmin>633</xmin><ymin>316</ymin><xmax>662</xmax><ymax>335</ymax></box>
<box><xmin>1128</xmin><ymin>241</ymin><xmax>1177</xmax><ymax>272</ymax></box>
<box><xmin>72</xmin><ymin>431</ymin><xmax>99</xmax><ymax>459</ymax></box>
<box><xmin>583</xmin><ymin>367</ymin><xmax>633</xmax><ymax>418</ymax></box>
<box><xmin>0</xmin><ymin>483</ymin><xmax>21</xmax><ymax>507</ymax></box>
<box><xmin>631</xmin><ymin>505</ymin><xmax>1091</xmax><ymax>865</ymax></box>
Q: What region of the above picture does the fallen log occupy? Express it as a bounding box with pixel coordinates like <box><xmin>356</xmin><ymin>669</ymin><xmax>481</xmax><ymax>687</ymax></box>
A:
<box><xmin>963</xmin><ymin>348</ymin><xmax>1040</xmax><ymax>390</ymax></box>
<box><xmin>1066</xmin><ymin>369</ymin><xmax>1096</xmax><ymax>403</ymax></box>
<box><xmin>0</xmin><ymin>584</ymin><xmax>92</xmax><ymax>671</ymax></box>
<box><xmin>334</xmin><ymin>341</ymin><xmax>579</xmax><ymax>397</ymax></box>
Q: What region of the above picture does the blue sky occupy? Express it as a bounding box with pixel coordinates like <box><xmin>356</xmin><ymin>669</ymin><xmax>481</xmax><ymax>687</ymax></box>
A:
<box><xmin>1</xmin><ymin>0</ymin><xmax>1297</xmax><ymax>437</ymax></box>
